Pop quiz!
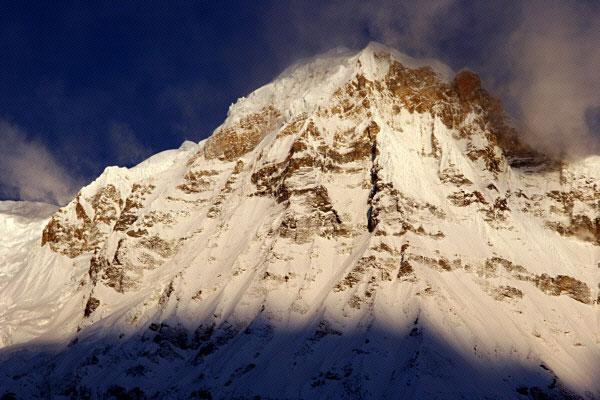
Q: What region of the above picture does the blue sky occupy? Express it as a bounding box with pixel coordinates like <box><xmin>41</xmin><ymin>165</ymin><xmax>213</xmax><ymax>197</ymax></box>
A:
<box><xmin>0</xmin><ymin>3</ymin><xmax>279</xmax><ymax>177</ymax></box>
<box><xmin>0</xmin><ymin>1</ymin><xmax>598</xmax><ymax>204</ymax></box>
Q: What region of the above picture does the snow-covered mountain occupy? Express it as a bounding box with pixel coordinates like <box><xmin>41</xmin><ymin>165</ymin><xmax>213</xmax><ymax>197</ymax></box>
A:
<box><xmin>1</xmin><ymin>43</ymin><xmax>599</xmax><ymax>399</ymax></box>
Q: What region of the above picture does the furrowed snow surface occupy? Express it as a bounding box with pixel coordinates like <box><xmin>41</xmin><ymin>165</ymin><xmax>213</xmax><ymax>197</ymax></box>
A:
<box><xmin>0</xmin><ymin>201</ymin><xmax>57</xmax><ymax>287</ymax></box>
<box><xmin>0</xmin><ymin>43</ymin><xmax>599</xmax><ymax>399</ymax></box>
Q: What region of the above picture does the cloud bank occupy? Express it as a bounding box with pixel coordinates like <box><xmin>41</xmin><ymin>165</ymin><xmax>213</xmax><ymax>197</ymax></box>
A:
<box><xmin>0</xmin><ymin>120</ymin><xmax>81</xmax><ymax>205</ymax></box>
<box><xmin>503</xmin><ymin>0</ymin><xmax>600</xmax><ymax>158</ymax></box>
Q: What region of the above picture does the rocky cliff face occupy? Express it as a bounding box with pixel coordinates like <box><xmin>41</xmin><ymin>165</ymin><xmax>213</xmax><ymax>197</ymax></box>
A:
<box><xmin>1</xmin><ymin>43</ymin><xmax>599</xmax><ymax>399</ymax></box>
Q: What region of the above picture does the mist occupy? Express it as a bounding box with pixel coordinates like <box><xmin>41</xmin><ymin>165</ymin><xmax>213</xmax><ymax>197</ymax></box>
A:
<box><xmin>503</xmin><ymin>0</ymin><xmax>600</xmax><ymax>158</ymax></box>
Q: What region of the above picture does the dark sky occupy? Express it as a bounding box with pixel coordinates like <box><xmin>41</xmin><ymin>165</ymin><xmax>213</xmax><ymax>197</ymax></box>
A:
<box><xmin>0</xmin><ymin>2</ymin><xmax>281</xmax><ymax>176</ymax></box>
<box><xmin>0</xmin><ymin>1</ymin><xmax>598</xmax><ymax>204</ymax></box>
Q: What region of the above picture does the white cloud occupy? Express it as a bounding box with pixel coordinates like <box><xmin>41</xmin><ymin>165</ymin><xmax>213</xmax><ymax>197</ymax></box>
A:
<box><xmin>0</xmin><ymin>120</ymin><xmax>81</xmax><ymax>205</ymax></box>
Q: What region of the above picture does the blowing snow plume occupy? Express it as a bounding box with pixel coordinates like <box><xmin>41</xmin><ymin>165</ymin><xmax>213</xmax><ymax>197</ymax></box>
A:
<box><xmin>0</xmin><ymin>120</ymin><xmax>80</xmax><ymax>205</ymax></box>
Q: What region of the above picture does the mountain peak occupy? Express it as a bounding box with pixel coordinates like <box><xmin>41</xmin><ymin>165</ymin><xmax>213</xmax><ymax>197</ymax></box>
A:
<box><xmin>1</xmin><ymin>42</ymin><xmax>599</xmax><ymax>399</ymax></box>
<box><xmin>358</xmin><ymin>41</ymin><xmax>454</xmax><ymax>78</ymax></box>
<box><xmin>202</xmin><ymin>43</ymin><xmax>528</xmax><ymax>167</ymax></box>
<box><xmin>220</xmin><ymin>44</ymin><xmax>454</xmax><ymax>133</ymax></box>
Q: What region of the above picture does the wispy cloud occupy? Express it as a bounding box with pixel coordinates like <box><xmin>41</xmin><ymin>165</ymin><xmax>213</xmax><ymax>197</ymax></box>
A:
<box><xmin>160</xmin><ymin>80</ymin><xmax>231</xmax><ymax>141</ymax></box>
<box><xmin>108</xmin><ymin>121</ymin><xmax>152</xmax><ymax>166</ymax></box>
<box><xmin>0</xmin><ymin>120</ymin><xmax>81</xmax><ymax>205</ymax></box>
<box><xmin>264</xmin><ymin>0</ymin><xmax>464</xmax><ymax>69</ymax></box>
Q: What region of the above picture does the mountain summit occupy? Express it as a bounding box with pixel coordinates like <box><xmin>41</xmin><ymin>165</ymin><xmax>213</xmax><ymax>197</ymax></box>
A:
<box><xmin>1</xmin><ymin>43</ymin><xmax>599</xmax><ymax>399</ymax></box>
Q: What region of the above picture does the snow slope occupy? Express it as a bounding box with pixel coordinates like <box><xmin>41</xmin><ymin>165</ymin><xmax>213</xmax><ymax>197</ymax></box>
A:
<box><xmin>0</xmin><ymin>43</ymin><xmax>599</xmax><ymax>399</ymax></box>
<box><xmin>0</xmin><ymin>201</ymin><xmax>57</xmax><ymax>286</ymax></box>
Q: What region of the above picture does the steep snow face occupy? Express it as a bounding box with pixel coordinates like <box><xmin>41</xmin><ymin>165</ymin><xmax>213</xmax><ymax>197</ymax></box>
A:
<box><xmin>0</xmin><ymin>201</ymin><xmax>57</xmax><ymax>285</ymax></box>
<box><xmin>1</xmin><ymin>44</ymin><xmax>599</xmax><ymax>399</ymax></box>
<box><xmin>0</xmin><ymin>201</ymin><xmax>58</xmax><ymax>348</ymax></box>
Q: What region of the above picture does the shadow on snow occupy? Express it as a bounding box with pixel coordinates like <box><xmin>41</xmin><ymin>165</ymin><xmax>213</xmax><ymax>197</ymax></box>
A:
<box><xmin>0</xmin><ymin>316</ymin><xmax>595</xmax><ymax>400</ymax></box>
